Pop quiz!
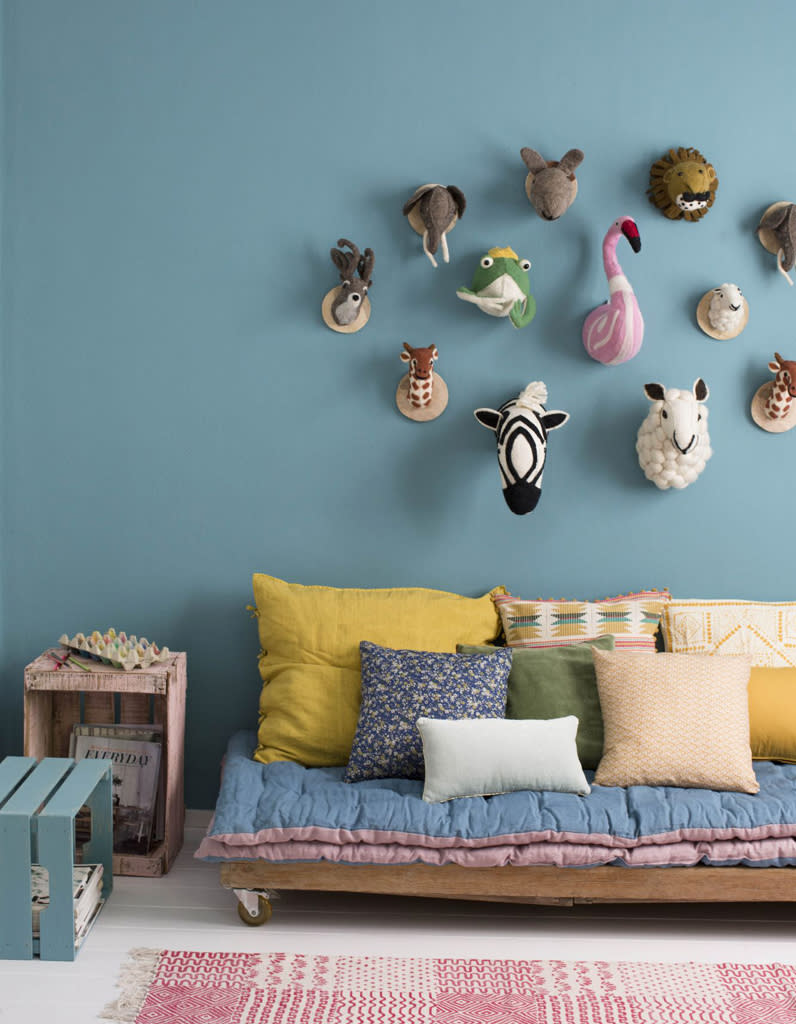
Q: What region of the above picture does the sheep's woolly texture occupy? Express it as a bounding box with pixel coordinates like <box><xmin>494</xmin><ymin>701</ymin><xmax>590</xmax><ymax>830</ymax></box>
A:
<box><xmin>636</xmin><ymin>386</ymin><xmax>712</xmax><ymax>490</ymax></box>
<box><xmin>708</xmin><ymin>284</ymin><xmax>745</xmax><ymax>334</ymax></box>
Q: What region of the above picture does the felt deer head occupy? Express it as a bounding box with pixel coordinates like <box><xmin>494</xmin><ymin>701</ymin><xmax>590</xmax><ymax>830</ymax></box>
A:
<box><xmin>329</xmin><ymin>239</ymin><xmax>375</xmax><ymax>326</ymax></box>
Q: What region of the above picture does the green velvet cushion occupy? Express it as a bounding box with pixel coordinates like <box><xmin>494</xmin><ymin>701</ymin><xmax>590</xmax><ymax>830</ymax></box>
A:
<box><xmin>457</xmin><ymin>635</ymin><xmax>615</xmax><ymax>769</ymax></box>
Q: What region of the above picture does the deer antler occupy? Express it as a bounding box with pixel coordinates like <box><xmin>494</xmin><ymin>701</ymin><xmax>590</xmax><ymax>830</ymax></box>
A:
<box><xmin>358</xmin><ymin>247</ymin><xmax>375</xmax><ymax>288</ymax></box>
<box><xmin>330</xmin><ymin>238</ymin><xmax>361</xmax><ymax>282</ymax></box>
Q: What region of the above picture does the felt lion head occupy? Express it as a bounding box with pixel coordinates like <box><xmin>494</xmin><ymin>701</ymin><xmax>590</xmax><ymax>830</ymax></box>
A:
<box><xmin>647</xmin><ymin>147</ymin><xmax>718</xmax><ymax>222</ymax></box>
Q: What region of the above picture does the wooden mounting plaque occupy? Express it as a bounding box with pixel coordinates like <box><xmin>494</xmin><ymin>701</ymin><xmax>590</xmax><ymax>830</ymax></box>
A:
<box><xmin>696</xmin><ymin>290</ymin><xmax>749</xmax><ymax>340</ymax></box>
<box><xmin>396</xmin><ymin>373</ymin><xmax>448</xmax><ymax>421</ymax></box>
<box><xmin>321</xmin><ymin>287</ymin><xmax>371</xmax><ymax>334</ymax></box>
<box><xmin>751</xmin><ymin>380</ymin><xmax>796</xmax><ymax>433</ymax></box>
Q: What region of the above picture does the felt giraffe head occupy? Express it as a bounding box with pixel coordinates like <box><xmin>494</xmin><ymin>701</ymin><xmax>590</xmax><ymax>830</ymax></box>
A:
<box><xmin>769</xmin><ymin>352</ymin><xmax>796</xmax><ymax>398</ymax></box>
<box><xmin>400</xmin><ymin>342</ymin><xmax>438</xmax><ymax>380</ymax></box>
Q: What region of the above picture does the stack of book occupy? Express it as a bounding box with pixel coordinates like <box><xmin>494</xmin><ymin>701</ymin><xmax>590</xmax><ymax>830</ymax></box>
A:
<box><xmin>31</xmin><ymin>863</ymin><xmax>104</xmax><ymax>947</ymax></box>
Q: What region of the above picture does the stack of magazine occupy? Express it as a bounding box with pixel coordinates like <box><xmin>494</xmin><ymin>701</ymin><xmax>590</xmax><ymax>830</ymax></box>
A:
<box><xmin>31</xmin><ymin>863</ymin><xmax>104</xmax><ymax>947</ymax></box>
<box><xmin>70</xmin><ymin>723</ymin><xmax>164</xmax><ymax>855</ymax></box>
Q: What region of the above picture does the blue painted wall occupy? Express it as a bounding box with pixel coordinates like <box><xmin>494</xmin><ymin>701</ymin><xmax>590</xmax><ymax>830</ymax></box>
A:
<box><xmin>2</xmin><ymin>1</ymin><xmax>795</xmax><ymax>806</ymax></box>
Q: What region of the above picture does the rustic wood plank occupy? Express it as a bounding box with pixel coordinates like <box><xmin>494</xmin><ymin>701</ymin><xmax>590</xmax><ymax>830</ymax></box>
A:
<box><xmin>119</xmin><ymin>692</ymin><xmax>151</xmax><ymax>724</ymax></box>
<box><xmin>51</xmin><ymin>692</ymin><xmax>81</xmax><ymax>757</ymax></box>
<box><xmin>219</xmin><ymin>861</ymin><xmax>796</xmax><ymax>904</ymax></box>
<box><xmin>162</xmin><ymin>655</ymin><xmax>186</xmax><ymax>873</ymax></box>
<box><xmin>23</xmin><ymin>692</ymin><xmax>53</xmax><ymax>761</ymax></box>
<box><xmin>82</xmin><ymin>691</ymin><xmax>114</xmax><ymax>724</ymax></box>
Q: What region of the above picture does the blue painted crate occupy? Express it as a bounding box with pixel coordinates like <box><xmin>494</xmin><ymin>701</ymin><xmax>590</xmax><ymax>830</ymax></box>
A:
<box><xmin>0</xmin><ymin>756</ymin><xmax>113</xmax><ymax>960</ymax></box>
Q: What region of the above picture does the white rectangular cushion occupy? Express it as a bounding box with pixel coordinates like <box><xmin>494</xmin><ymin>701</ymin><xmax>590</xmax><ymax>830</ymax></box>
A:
<box><xmin>417</xmin><ymin>715</ymin><xmax>590</xmax><ymax>803</ymax></box>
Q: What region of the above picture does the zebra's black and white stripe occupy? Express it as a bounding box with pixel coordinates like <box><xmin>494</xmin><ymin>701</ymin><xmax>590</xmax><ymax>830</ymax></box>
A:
<box><xmin>475</xmin><ymin>382</ymin><xmax>569</xmax><ymax>515</ymax></box>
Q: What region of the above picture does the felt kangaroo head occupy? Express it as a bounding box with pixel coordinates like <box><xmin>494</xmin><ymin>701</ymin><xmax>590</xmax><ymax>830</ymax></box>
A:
<box><xmin>520</xmin><ymin>148</ymin><xmax>584</xmax><ymax>221</ymax></box>
<box><xmin>329</xmin><ymin>239</ymin><xmax>375</xmax><ymax>326</ymax></box>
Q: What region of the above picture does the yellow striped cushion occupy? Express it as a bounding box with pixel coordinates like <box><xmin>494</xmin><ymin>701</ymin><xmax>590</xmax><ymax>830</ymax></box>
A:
<box><xmin>661</xmin><ymin>599</ymin><xmax>796</xmax><ymax>667</ymax></box>
<box><xmin>593</xmin><ymin>649</ymin><xmax>758</xmax><ymax>794</ymax></box>
<box><xmin>495</xmin><ymin>590</ymin><xmax>670</xmax><ymax>653</ymax></box>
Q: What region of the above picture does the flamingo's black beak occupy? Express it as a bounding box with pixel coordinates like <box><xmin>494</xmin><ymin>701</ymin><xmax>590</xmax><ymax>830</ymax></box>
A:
<box><xmin>622</xmin><ymin>220</ymin><xmax>641</xmax><ymax>253</ymax></box>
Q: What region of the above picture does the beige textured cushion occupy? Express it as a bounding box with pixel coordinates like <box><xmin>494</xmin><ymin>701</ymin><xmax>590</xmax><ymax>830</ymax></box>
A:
<box><xmin>592</xmin><ymin>649</ymin><xmax>759</xmax><ymax>794</ymax></box>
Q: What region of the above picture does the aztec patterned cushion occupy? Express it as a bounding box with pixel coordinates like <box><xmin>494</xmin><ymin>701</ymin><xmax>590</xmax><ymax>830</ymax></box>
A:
<box><xmin>495</xmin><ymin>590</ymin><xmax>670</xmax><ymax>653</ymax></box>
<box><xmin>344</xmin><ymin>641</ymin><xmax>512</xmax><ymax>783</ymax></box>
<box><xmin>661</xmin><ymin>598</ymin><xmax>796</xmax><ymax>667</ymax></box>
<box><xmin>592</xmin><ymin>649</ymin><xmax>759</xmax><ymax>794</ymax></box>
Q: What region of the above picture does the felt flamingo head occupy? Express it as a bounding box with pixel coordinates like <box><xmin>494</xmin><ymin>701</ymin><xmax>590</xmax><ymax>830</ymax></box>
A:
<box><xmin>614</xmin><ymin>217</ymin><xmax>641</xmax><ymax>253</ymax></box>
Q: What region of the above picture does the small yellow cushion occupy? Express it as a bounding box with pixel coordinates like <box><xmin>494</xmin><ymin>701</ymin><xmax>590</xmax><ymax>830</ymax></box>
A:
<box><xmin>749</xmin><ymin>666</ymin><xmax>796</xmax><ymax>763</ymax></box>
<box><xmin>252</xmin><ymin>574</ymin><xmax>506</xmax><ymax>767</ymax></box>
<box><xmin>592</xmin><ymin>649</ymin><xmax>758</xmax><ymax>794</ymax></box>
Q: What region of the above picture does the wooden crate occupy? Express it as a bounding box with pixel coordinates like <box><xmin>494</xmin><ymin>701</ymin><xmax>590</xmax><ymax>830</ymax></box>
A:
<box><xmin>23</xmin><ymin>649</ymin><xmax>187</xmax><ymax>877</ymax></box>
<box><xmin>0</xmin><ymin>756</ymin><xmax>113</xmax><ymax>960</ymax></box>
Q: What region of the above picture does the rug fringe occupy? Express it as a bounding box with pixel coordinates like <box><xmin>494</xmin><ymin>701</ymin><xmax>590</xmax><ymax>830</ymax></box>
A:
<box><xmin>100</xmin><ymin>947</ymin><xmax>162</xmax><ymax>1022</ymax></box>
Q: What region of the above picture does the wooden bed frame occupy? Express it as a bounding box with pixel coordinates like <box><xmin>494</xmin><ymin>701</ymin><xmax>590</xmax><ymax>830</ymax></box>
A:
<box><xmin>221</xmin><ymin>861</ymin><xmax>796</xmax><ymax>922</ymax></box>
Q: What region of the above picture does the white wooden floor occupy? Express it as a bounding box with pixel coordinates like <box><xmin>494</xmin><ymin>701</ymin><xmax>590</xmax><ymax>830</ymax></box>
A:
<box><xmin>1</xmin><ymin>811</ymin><xmax>794</xmax><ymax>1023</ymax></box>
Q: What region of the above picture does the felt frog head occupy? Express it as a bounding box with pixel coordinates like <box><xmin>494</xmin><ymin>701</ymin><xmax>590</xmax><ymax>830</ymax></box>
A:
<box><xmin>456</xmin><ymin>246</ymin><xmax>536</xmax><ymax>328</ymax></box>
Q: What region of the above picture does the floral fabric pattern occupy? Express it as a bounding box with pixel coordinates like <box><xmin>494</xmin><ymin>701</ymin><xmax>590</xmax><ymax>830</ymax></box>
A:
<box><xmin>344</xmin><ymin>641</ymin><xmax>512</xmax><ymax>783</ymax></box>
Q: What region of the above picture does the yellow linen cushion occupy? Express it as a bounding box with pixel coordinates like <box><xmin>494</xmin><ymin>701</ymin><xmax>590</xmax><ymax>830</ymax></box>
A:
<box><xmin>592</xmin><ymin>649</ymin><xmax>759</xmax><ymax>794</ymax></box>
<box><xmin>749</xmin><ymin>666</ymin><xmax>796</xmax><ymax>763</ymax></box>
<box><xmin>495</xmin><ymin>589</ymin><xmax>670</xmax><ymax>652</ymax></box>
<box><xmin>252</xmin><ymin>574</ymin><xmax>505</xmax><ymax>767</ymax></box>
<box><xmin>661</xmin><ymin>598</ymin><xmax>796</xmax><ymax>666</ymax></box>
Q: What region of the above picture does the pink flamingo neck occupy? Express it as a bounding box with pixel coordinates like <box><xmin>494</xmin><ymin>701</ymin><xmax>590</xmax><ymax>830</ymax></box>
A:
<box><xmin>602</xmin><ymin>225</ymin><xmax>625</xmax><ymax>280</ymax></box>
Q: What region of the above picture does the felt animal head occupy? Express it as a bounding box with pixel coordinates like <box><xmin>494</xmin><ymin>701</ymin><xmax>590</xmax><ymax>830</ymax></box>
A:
<box><xmin>637</xmin><ymin>380</ymin><xmax>712</xmax><ymax>489</ymax></box>
<box><xmin>768</xmin><ymin>353</ymin><xmax>796</xmax><ymax>397</ymax></box>
<box><xmin>474</xmin><ymin>381</ymin><xmax>569</xmax><ymax>515</ymax></box>
<box><xmin>707</xmin><ymin>284</ymin><xmax>744</xmax><ymax>331</ymax></box>
<box><xmin>757</xmin><ymin>203</ymin><xmax>796</xmax><ymax>285</ymax></box>
<box><xmin>648</xmin><ymin>147</ymin><xmax>718</xmax><ymax>221</ymax></box>
<box><xmin>520</xmin><ymin>147</ymin><xmax>584</xmax><ymax>221</ymax></box>
<box><xmin>643</xmin><ymin>379</ymin><xmax>709</xmax><ymax>455</ymax></box>
<box><xmin>400</xmin><ymin>342</ymin><xmax>438</xmax><ymax>380</ymax></box>
<box><xmin>402</xmin><ymin>185</ymin><xmax>466</xmax><ymax>267</ymax></box>
<box><xmin>456</xmin><ymin>247</ymin><xmax>536</xmax><ymax>328</ymax></box>
<box><xmin>329</xmin><ymin>239</ymin><xmax>375</xmax><ymax>326</ymax></box>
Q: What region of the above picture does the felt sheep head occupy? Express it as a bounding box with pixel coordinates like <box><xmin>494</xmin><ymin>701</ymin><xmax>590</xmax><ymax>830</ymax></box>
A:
<box><xmin>636</xmin><ymin>379</ymin><xmax>712</xmax><ymax>490</ymax></box>
<box><xmin>520</xmin><ymin>148</ymin><xmax>584</xmax><ymax>221</ymax></box>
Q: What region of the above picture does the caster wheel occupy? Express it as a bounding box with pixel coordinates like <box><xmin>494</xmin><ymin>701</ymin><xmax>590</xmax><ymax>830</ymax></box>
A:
<box><xmin>237</xmin><ymin>894</ymin><xmax>273</xmax><ymax>926</ymax></box>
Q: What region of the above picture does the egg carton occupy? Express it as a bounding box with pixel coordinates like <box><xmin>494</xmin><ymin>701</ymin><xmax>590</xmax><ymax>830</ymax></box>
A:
<box><xmin>58</xmin><ymin>628</ymin><xmax>170</xmax><ymax>671</ymax></box>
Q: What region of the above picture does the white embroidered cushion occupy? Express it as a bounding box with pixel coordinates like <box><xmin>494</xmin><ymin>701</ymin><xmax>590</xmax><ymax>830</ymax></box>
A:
<box><xmin>661</xmin><ymin>598</ymin><xmax>796</xmax><ymax>667</ymax></box>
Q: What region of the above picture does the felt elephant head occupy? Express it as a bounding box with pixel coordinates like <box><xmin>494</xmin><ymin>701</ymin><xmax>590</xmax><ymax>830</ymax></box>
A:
<box><xmin>520</xmin><ymin>148</ymin><xmax>584</xmax><ymax>221</ymax></box>
<box><xmin>757</xmin><ymin>203</ymin><xmax>796</xmax><ymax>285</ymax></box>
<box><xmin>402</xmin><ymin>185</ymin><xmax>466</xmax><ymax>267</ymax></box>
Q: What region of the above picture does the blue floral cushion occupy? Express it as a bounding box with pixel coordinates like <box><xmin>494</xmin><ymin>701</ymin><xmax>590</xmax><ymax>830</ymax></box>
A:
<box><xmin>344</xmin><ymin>640</ymin><xmax>513</xmax><ymax>783</ymax></box>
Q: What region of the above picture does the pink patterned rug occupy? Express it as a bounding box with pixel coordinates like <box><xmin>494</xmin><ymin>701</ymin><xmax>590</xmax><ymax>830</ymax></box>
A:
<box><xmin>101</xmin><ymin>949</ymin><xmax>796</xmax><ymax>1023</ymax></box>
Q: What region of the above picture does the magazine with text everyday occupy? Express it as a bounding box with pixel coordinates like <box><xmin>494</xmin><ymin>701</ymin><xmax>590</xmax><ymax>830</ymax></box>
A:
<box><xmin>73</xmin><ymin>733</ymin><xmax>161</xmax><ymax>854</ymax></box>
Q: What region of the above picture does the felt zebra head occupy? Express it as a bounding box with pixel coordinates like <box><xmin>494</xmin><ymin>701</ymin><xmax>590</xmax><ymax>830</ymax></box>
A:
<box><xmin>475</xmin><ymin>382</ymin><xmax>569</xmax><ymax>515</ymax></box>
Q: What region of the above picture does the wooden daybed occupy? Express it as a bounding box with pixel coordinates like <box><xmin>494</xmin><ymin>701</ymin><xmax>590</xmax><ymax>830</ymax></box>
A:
<box><xmin>221</xmin><ymin>861</ymin><xmax>796</xmax><ymax>925</ymax></box>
